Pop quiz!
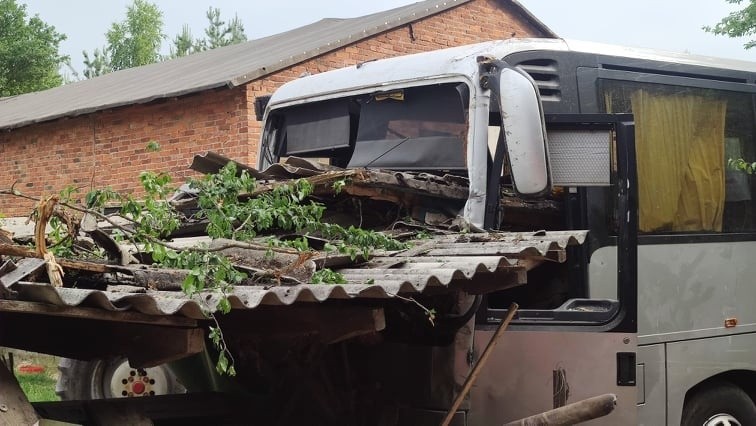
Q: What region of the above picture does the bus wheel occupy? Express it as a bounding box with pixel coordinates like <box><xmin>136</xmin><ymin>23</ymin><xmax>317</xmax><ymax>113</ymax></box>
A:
<box><xmin>56</xmin><ymin>357</ymin><xmax>185</xmax><ymax>400</ymax></box>
<box><xmin>681</xmin><ymin>382</ymin><xmax>756</xmax><ymax>426</ymax></box>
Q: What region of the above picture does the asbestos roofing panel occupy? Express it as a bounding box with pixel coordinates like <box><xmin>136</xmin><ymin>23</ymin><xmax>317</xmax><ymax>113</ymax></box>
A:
<box><xmin>5</xmin><ymin>231</ymin><xmax>586</xmax><ymax>319</ymax></box>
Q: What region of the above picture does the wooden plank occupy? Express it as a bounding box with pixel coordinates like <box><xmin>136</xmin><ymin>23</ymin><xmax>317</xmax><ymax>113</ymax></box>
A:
<box><xmin>0</xmin><ymin>259</ymin><xmax>15</xmax><ymax>276</ymax></box>
<box><xmin>219</xmin><ymin>305</ymin><xmax>385</xmax><ymax>345</ymax></box>
<box><xmin>0</xmin><ymin>260</ymin><xmax>15</xmax><ymax>299</ymax></box>
<box><xmin>0</xmin><ymin>258</ymin><xmax>46</xmax><ymax>287</ymax></box>
<box><xmin>503</xmin><ymin>393</ymin><xmax>617</xmax><ymax>425</ymax></box>
<box><xmin>354</xmin><ymin>171</ymin><xmax>469</xmax><ymax>200</ymax></box>
<box><xmin>34</xmin><ymin>392</ymin><xmax>244</xmax><ymax>424</ymax></box>
<box><xmin>0</xmin><ymin>313</ymin><xmax>204</xmax><ymax>368</ymax></box>
<box><xmin>0</xmin><ymin>244</ymin><xmax>111</xmax><ymax>273</ymax></box>
<box><xmin>0</xmin><ymin>299</ymin><xmax>197</xmax><ymax>327</ymax></box>
<box><xmin>88</xmin><ymin>404</ymin><xmax>153</xmax><ymax>426</ymax></box>
<box><xmin>0</xmin><ymin>359</ymin><xmax>40</xmax><ymax>425</ymax></box>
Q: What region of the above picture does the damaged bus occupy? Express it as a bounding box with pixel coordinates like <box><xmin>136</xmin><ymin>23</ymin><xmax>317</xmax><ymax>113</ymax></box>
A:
<box><xmin>258</xmin><ymin>38</ymin><xmax>756</xmax><ymax>425</ymax></box>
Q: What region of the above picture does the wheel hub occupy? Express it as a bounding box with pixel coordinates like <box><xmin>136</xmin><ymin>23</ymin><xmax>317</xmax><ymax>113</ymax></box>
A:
<box><xmin>105</xmin><ymin>360</ymin><xmax>172</xmax><ymax>398</ymax></box>
<box><xmin>705</xmin><ymin>413</ymin><xmax>741</xmax><ymax>426</ymax></box>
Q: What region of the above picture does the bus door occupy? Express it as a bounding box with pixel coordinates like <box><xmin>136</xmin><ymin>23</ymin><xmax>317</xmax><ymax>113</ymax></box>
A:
<box><xmin>468</xmin><ymin>114</ymin><xmax>638</xmax><ymax>425</ymax></box>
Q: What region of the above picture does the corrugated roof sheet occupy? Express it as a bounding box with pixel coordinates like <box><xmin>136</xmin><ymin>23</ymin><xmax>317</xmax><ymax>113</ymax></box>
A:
<box><xmin>6</xmin><ymin>231</ymin><xmax>585</xmax><ymax>319</ymax></box>
<box><xmin>0</xmin><ymin>0</ymin><xmax>554</xmax><ymax>131</ymax></box>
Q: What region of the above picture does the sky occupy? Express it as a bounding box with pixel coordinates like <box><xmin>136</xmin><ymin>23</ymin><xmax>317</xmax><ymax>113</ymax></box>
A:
<box><xmin>21</xmin><ymin>0</ymin><xmax>753</xmax><ymax>77</ymax></box>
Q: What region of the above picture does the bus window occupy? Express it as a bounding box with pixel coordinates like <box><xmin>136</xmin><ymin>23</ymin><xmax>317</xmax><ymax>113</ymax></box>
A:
<box><xmin>601</xmin><ymin>80</ymin><xmax>755</xmax><ymax>233</ymax></box>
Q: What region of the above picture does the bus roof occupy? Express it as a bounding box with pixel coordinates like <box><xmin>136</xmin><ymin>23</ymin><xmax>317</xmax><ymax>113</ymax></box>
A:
<box><xmin>267</xmin><ymin>38</ymin><xmax>756</xmax><ymax>108</ymax></box>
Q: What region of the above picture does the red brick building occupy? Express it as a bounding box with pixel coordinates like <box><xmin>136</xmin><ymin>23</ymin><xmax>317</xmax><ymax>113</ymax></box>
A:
<box><xmin>0</xmin><ymin>0</ymin><xmax>553</xmax><ymax>217</ymax></box>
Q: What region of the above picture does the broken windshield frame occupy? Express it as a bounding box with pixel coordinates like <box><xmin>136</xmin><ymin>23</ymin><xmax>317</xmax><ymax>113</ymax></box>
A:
<box><xmin>261</xmin><ymin>82</ymin><xmax>471</xmax><ymax>172</ymax></box>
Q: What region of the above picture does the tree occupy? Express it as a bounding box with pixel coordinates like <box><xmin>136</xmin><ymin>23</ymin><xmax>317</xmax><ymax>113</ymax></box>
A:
<box><xmin>83</xmin><ymin>0</ymin><xmax>164</xmax><ymax>77</ymax></box>
<box><xmin>0</xmin><ymin>0</ymin><xmax>67</xmax><ymax>96</ymax></box>
<box><xmin>169</xmin><ymin>24</ymin><xmax>195</xmax><ymax>58</ymax></box>
<box><xmin>82</xmin><ymin>3</ymin><xmax>247</xmax><ymax>77</ymax></box>
<box><xmin>705</xmin><ymin>0</ymin><xmax>756</xmax><ymax>49</ymax></box>
<box><xmin>106</xmin><ymin>0</ymin><xmax>165</xmax><ymax>71</ymax></box>
<box><xmin>202</xmin><ymin>7</ymin><xmax>247</xmax><ymax>49</ymax></box>
<box><xmin>82</xmin><ymin>48</ymin><xmax>111</xmax><ymax>79</ymax></box>
<box><xmin>168</xmin><ymin>7</ymin><xmax>247</xmax><ymax>59</ymax></box>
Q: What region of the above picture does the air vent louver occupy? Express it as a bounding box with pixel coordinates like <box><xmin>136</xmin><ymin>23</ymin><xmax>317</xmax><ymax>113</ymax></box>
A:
<box><xmin>515</xmin><ymin>59</ymin><xmax>560</xmax><ymax>102</ymax></box>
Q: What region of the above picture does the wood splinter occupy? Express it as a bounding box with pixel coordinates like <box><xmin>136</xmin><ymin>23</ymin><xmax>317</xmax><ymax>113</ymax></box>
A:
<box><xmin>34</xmin><ymin>195</ymin><xmax>64</xmax><ymax>287</ymax></box>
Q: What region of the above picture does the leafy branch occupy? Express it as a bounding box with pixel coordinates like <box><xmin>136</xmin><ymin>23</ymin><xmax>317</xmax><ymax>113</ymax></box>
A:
<box><xmin>1</xmin><ymin>158</ymin><xmax>408</xmax><ymax>374</ymax></box>
<box><xmin>728</xmin><ymin>157</ymin><xmax>756</xmax><ymax>174</ymax></box>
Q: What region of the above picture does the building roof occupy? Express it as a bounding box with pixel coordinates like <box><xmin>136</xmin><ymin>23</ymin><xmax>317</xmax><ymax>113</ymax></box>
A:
<box><xmin>0</xmin><ymin>0</ymin><xmax>554</xmax><ymax>131</ymax></box>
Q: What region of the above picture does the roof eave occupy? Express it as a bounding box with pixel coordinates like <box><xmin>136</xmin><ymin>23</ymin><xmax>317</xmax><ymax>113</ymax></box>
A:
<box><xmin>0</xmin><ymin>81</ymin><xmax>236</xmax><ymax>131</ymax></box>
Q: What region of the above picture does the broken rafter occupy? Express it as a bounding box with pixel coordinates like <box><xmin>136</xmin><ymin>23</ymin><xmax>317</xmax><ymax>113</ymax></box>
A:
<box><xmin>0</xmin><ymin>244</ymin><xmax>111</xmax><ymax>273</ymax></box>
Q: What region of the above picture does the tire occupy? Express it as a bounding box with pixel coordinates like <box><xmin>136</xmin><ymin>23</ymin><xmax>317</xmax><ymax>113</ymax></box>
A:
<box><xmin>56</xmin><ymin>357</ymin><xmax>185</xmax><ymax>400</ymax></box>
<box><xmin>681</xmin><ymin>382</ymin><xmax>756</xmax><ymax>426</ymax></box>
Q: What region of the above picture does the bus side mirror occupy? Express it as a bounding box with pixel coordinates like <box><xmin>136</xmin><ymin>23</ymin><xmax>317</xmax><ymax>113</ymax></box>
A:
<box><xmin>496</xmin><ymin>67</ymin><xmax>549</xmax><ymax>196</ymax></box>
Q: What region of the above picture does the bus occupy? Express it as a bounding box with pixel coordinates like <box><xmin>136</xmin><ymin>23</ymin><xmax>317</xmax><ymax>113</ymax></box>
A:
<box><xmin>258</xmin><ymin>38</ymin><xmax>756</xmax><ymax>425</ymax></box>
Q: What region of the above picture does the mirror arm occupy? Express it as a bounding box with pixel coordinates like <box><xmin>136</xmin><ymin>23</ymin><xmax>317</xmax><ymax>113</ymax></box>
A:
<box><xmin>478</xmin><ymin>57</ymin><xmax>509</xmax><ymax>229</ymax></box>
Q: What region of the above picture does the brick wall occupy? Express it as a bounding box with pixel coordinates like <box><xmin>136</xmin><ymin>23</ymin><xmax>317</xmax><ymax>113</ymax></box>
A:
<box><xmin>0</xmin><ymin>88</ymin><xmax>248</xmax><ymax>216</ymax></box>
<box><xmin>0</xmin><ymin>0</ymin><xmax>544</xmax><ymax>217</ymax></box>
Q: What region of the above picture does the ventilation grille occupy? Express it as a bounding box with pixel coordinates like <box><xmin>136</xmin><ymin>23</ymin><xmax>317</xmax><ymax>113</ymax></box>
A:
<box><xmin>516</xmin><ymin>59</ymin><xmax>560</xmax><ymax>102</ymax></box>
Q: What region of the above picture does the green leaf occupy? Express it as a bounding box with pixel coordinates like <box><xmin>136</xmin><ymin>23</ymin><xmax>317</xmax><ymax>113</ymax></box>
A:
<box><xmin>208</xmin><ymin>326</ymin><xmax>221</xmax><ymax>343</ymax></box>
<box><xmin>0</xmin><ymin>1</ymin><xmax>67</xmax><ymax>96</ymax></box>
<box><xmin>217</xmin><ymin>297</ymin><xmax>231</xmax><ymax>314</ymax></box>
<box><xmin>216</xmin><ymin>351</ymin><xmax>229</xmax><ymax>374</ymax></box>
<box><xmin>311</xmin><ymin>268</ymin><xmax>347</xmax><ymax>284</ymax></box>
<box><xmin>151</xmin><ymin>244</ymin><xmax>166</xmax><ymax>262</ymax></box>
<box><xmin>145</xmin><ymin>140</ymin><xmax>161</xmax><ymax>152</ymax></box>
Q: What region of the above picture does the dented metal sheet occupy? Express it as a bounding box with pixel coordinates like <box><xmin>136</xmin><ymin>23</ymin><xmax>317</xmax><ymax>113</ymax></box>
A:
<box><xmin>2</xmin><ymin>231</ymin><xmax>586</xmax><ymax>319</ymax></box>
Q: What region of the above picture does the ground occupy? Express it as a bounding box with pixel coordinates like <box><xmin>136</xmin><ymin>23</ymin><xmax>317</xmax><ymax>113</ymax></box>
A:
<box><xmin>1</xmin><ymin>348</ymin><xmax>59</xmax><ymax>402</ymax></box>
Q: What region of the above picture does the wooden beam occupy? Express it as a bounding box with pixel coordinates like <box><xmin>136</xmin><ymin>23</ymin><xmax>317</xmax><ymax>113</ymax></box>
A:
<box><xmin>0</xmin><ymin>299</ymin><xmax>197</xmax><ymax>327</ymax></box>
<box><xmin>219</xmin><ymin>305</ymin><xmax>386</xmax><ymax>344</ymax></box>
<box><xmin>0</xmin><ymin>243</ymin><xmax>111</xmax><ymax>273</ymax></box>
<box><xmin>34</xmin><ymin>392</ymin><xmax>246</xmax><ymax>425</ymax></box>
<box><xmin>88</xmin><ymin>404</ymin><xmax>153</xmax><ymax>426</ymax></box>
<box><xmin>0</xmin><ymin>258</ymin><xmax>45</xmax><ymax>287</ymax></box>
<box><xmin>0</xmin><ymin>313</ymin><xmax>204</xmax><ymax>368</ymax></box>
<box><xmin>0</xmin><ymin>359</ymin><xmax>39</xmax><ymax>425</ymax></box>
<box><xmin>503</xmin><ymin>393</ymin><xmax>617</xmax><ymax>425</ymax></box>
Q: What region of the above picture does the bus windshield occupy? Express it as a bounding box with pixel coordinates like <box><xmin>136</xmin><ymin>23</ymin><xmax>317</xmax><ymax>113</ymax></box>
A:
<box><xmin>262</xmin><ymin>82</ymin><xmax>470</xmax><ymax>171</ymax></box>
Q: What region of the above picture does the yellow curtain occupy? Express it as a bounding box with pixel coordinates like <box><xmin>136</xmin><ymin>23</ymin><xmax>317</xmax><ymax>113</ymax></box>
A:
<box><xmin>629</xmin><ymin>90</ymin><xmax>726</xmax><ymax>232</ymax></box>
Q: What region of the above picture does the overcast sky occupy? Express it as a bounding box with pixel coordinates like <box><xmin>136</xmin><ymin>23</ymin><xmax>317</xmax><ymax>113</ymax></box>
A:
<box><xmin>21</xmin><ymin>0</ymin><xmax>753</xmax><ymax>77</ymax></box>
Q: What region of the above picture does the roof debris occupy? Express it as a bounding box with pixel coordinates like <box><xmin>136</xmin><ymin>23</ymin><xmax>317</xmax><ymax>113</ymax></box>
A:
<box><xmin>0</xmin><ymin>153</ymin><xmax>585</xmax><ymax>319</ymax></box>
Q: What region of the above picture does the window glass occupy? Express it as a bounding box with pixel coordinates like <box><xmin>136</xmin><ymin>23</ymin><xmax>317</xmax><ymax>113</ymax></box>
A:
<box><xmin>348</xmin><ymin>83</ymin><xmax>469</xmax><ymax>171</ymax></box>
<box><xmin>284</xmin><ymin>99</ymin><xmax>352</xmax><ymax>155</ymax></box>
<box><xmin>602</xmin><ymin>80</ymin><xmax>755</xmax><ymax>233</ymax></box>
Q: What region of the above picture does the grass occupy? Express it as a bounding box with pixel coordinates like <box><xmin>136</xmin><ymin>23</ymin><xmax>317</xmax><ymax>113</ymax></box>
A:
<box><xmin>17</xmin><ymin>372</ymin><xmax>58</xmax><ymax>402</ymax></box>
<box><xmin>2</xmin><ymin>349</ymin><xmax>60</xmax><ymax>402</ymax></box>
